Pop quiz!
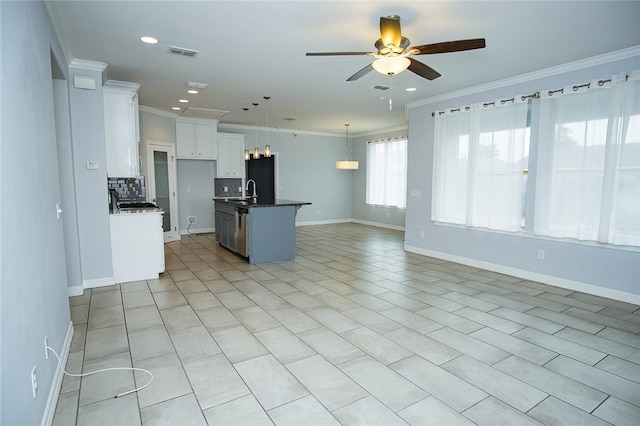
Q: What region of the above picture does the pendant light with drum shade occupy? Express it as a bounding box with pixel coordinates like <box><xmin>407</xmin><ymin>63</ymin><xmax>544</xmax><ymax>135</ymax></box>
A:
<box><xmin>336</xmin><ymin>123</ymin><xmax>358</xmax><ymax>170</ymax></box>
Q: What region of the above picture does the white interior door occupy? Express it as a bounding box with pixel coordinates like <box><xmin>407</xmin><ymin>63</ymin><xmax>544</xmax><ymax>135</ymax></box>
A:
<box><xmin>146</xmin><ymin>141</ymin><xmax>179</xmax><ymax>242</ymax></box>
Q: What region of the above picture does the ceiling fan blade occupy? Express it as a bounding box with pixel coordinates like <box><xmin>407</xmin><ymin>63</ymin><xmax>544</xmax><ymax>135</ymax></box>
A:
<box><xmin>347</xmin><ymin>63</ymin><xmax>374</xmax><ymax>81</ymax></box>
<box><xmin>380</xmin><ymin>15</ymin><xmax>402</xmax><ymax>47</ymax></box>
<box><xmin>411</xmin><ymin>38</ymin><xmax>486</xmax><ymax>55</ymax></box>
<box><xmin>306</xmin><ymin>52</ymin><xmax>372</xmax><ymax>56</ymax></box>
<box><xmin>407</xmin><ymin>58</ymin><xmax>441</xmax><ymax>80</ymax></box>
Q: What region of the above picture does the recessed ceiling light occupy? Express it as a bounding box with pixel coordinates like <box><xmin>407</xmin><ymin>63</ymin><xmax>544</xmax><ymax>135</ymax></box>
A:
<box><xmin>178</xmin><ymin>99</ymin><xmax>189</xmax><ymax>103</ymax></box>
<box><xmin>405</xmin><ymin>87</ymin><xmax>417</xmax><ymax>92</ymax></box>
<box><xmin>171</xmin><ymin>107</ymin><xmax>181</xmax><ymax>111</ymax></box>
<box><xmin>140</xmin><ymin>36</ymin><xmax>158</xmax><ymax>44</ymax></box>
<box><xmin>187</xmin><ymin>89</ymin><xmax>199</xmax><ymax>94</ymax></box>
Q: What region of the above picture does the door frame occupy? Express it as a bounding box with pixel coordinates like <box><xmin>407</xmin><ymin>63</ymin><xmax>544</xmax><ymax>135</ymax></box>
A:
<box><xmin>146</xmin><ymin>140</ymin><xmax>180</xmax><ymax>242</ymax></box>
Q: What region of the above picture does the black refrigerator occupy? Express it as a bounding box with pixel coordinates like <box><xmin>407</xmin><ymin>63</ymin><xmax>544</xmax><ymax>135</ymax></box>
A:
<box><xmin>247</xmin><ymin>155</ymin><xmax>275</xmax><ymax>202</ymax></box>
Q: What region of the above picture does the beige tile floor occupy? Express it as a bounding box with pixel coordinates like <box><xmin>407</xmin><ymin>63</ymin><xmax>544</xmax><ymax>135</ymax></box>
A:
<box><xmin>53</xmin><ymin>223</ymin><xmax>640</xmax><ymax>425</ymax></box>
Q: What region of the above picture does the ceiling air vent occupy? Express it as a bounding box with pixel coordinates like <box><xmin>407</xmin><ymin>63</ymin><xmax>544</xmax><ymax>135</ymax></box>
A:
<box><xmin>373</xmin><ymin>85</ymin><xmax>391</xmax><ymax>91</ymax></box>
<box><xmin>169</xmin><ymin>46</ymin><xmax>199</xmax><ymax>57</ymax></box>
<box><xmin>186</xmin><ymin>81</ymin><xmax>209</xmax><ymax>89</ymax></box>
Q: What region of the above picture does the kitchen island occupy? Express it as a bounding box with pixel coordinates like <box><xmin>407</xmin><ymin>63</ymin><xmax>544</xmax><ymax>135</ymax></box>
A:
<box><xmin>214</xmin><ymin>198</ymin><xmax>311</xmax><ymax>264</ymax></box>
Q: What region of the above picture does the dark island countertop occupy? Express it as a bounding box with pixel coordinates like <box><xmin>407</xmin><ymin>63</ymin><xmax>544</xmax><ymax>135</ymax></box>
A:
<box><xmin>213</xmin><ymin>198</ymin><xmax>311</xmax><ymax>208</ymax></box>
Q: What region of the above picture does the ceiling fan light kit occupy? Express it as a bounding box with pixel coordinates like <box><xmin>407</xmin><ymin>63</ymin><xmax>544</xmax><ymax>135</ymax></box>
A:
<box><xmin>372</xmin><ymin>56</ymin><xmax>411</xmax><ymax>76</ymax></box>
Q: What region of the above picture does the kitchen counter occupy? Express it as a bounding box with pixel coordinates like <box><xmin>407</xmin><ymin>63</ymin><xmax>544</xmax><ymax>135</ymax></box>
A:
<box><xmin>213</xmin><ymin>198</ymin><xmax>311</xmax><ymax>264</ymax></box>
<box><xmin>109</xmin><ymin>209</ymin><xmax>165</xmax><ymax>283</ymax></box>
<box><xmin>110</xmin><ymin>207</ymin><xmax>164</xmax><ymax>214</ymax></box>
<box><xmin>214</xmin><ymin>198</ymin><xmax>311</xmax><ymax>208</ymax></box>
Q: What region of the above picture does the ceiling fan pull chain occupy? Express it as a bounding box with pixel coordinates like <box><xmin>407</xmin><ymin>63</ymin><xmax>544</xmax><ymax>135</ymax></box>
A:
<box><xmin>389</xmin><ymin>74</ymin><xmax>393</xmax><ymax>110</ymax></box>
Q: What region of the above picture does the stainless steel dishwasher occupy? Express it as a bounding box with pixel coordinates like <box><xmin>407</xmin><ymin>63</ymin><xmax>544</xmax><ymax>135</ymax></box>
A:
<box><xmin>234</xmin><ymin>207</ymin><xmax>249</xmax><ymax>257</ymax></box>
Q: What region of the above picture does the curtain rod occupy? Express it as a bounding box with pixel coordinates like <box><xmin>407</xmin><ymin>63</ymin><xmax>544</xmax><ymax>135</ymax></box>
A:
<box><xmin>431</xmin><ymin>72</ymin><xmax>630</xmax><ymax>117</ymax></box>
<box><xmin>431</xmin><ymin>91</ymin><xmax>539</xmax><ymax>117</ymax></box>
<box><xmin>545</xmin><ymin>77</ymin><xmax>617</xmax><ymax>97</ymax></box>
<box><xmin>367</xmin><ymin>135</ymin><xmax>407</xmax><ymax>143</ymax></box>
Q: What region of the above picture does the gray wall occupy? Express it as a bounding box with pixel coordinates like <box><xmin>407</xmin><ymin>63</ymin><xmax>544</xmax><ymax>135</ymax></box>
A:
<box><xmin>67</xmin><ymin>62</ymin><xmax>113</xmax><ymax>286</ymax></box>
<box><xmin>139</xmin><ymin>108</ymin><xmax>220</xmax><ymax>233</ymax></box>
<box><xmin>219</xmin><ymin>125</ymin><xmax>352</xmax><ymax>223</ymax></box>
<box><xmin>1</xmin><ymin>1</ymin><xmax>71</xmax><ymax>423</ymax></box>
<box><xmin>350</xmin><ymin>128</ymin><xmax>408</xmax><ymax>229</ymax></box>
<box><xmin>139</xmin><ymin>112</ymin><xmax>355</xmax><ymax>234</ymax></box>
<box><xmin>177</xmin><ymin>160</ymin><xmax>216</xmax><ymax>232</ymax></box>
<box><xmin>405</xmin><ymin>54</ymin><xmax>640</xmax><ymax>301</ymax></box>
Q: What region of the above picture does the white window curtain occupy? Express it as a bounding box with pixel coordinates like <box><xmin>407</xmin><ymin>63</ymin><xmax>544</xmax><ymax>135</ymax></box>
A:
<box><xmin>366</xmin><ymin>137</ymin><xmax>408</xmax><ymax>208</ymax></box>
<box><xmin>534</xmin><ymin>71</ymin><xmax>640</xmax><ymax>246</ymax></box>
<box><xmin>432</xmin><ymin>98</ymin><xmax>530</xmax><ymax>231</ymax></box>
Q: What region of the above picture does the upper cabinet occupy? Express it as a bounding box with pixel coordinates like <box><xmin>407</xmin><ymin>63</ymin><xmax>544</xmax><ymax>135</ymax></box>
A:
<box><xmin>176</xmin><ymin>117</ymin><xmax>218</xmax><ymax>160</ymax></box>
<box><xmin>104</xmin><ymin>80</ymin><xmax>141</xmax><ymax>177</ymax></box>
<box><xmin>217</xmin><ymin>133</ymin><xmax>246</xmax><ymax>178</ymax></box>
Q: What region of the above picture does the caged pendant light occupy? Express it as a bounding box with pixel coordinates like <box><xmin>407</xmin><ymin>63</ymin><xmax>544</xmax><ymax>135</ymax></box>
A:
<box><xmin>336</xmin><ymin>123</ymin><xmax>359</xmax><ymax>170</ymax></box>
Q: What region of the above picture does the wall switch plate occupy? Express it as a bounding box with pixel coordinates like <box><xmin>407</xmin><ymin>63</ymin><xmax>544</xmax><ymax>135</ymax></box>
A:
<box><xmin>86</xmin><ymin>161</ymin><xmax>99</xmax><ymax>170</ymax></box>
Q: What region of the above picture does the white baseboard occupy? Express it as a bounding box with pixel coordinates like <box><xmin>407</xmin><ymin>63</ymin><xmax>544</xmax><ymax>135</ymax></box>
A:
<box><xmin>68</xmin><ymin>276</ymin><xmax>117</xmax><ymax>296</ymax></box>
<box><xmin>297</xmin><ymin>218</ymin><xmax>352</xmax><ymax>226</ymax></box>
<box><xmin>83</xmin><ymin>276</ymin><xmax>114</xmax><ymax>289</ymax></box>
<box><xmin>41</xmin><ymin>321</ymin><xmax>74</xmax><ymax>426</ymax></box>
<box><xmin>297</xmin><ymin>218</ymin><xmax>405</xmax><ymax>231</ymax></box>
<box><xmin>67</xmin><ymin>286</ymin><xmax>84</xmax><ymax>297</ymax></box>
<box><xmin>180</xmin><ymin>227</ymin><xmax>215</xmax><ymax>235</ymax></box>
<box><xmin>351</xmin><ymin>219</ymin><xmax>405</xmax><ymax>232</ymax></box>
<box><xmin>404</xmin><ymin>244</ymin><xmax>640</xmax><ymax>305</ymax></box>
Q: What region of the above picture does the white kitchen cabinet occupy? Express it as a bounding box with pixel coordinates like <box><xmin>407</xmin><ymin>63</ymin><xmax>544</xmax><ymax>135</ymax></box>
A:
<box><xmin>176</xmin><ymin>118</ymin><xmax>218</xmax><ymax>159</ymax></box>
<box><xmin>109</xmin><ymin>211</ymin><xmax>165</xmax><ymax>283</ymax></box>
<box><xmin>104</xmin><ymin>80</ymin><xmax>141</xmax><ymax>177</ymax></box>
<box><xmin>217</xmin><ymin>132</ymin><xmax>246</xmax><ymax>178</ymax></box>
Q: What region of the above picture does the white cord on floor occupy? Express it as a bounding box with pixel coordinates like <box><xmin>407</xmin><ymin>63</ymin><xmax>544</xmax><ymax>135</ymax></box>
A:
<box><xmin>46</xmin><ymin>345</ymin><xmax>153</xmax><ymax>398</ymax></box>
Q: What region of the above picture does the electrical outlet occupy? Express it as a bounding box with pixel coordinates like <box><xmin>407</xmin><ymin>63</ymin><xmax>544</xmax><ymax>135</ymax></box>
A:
<box><xmin>537</xmin><ymin>249</ymin><xmax>545</xmax><ymax>260</ymax></box>
<box><xmin>44</xmin><ymin>336</ymin><xmax>49</xmax><ymax>359</ymax></box>
<box><xmin>31</xmin><ymin>366</ymin><xmax>38</xmax><ymax>398</ymax></box>
<box><xmin>187</xmin><ymin>216</ymin><xmax>196</xmax><ymax>224</ymax></box>
<box><xmin>420</xmin><ymin>231</ymin><xmax>425</xmax><ymax>238</ymax></box>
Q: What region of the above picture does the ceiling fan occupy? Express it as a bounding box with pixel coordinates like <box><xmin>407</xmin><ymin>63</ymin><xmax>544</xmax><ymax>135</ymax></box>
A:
<box><xmin>306</xmin><ymin>15</ymin><xmax>486</xmax><ymax>81</ymax></box>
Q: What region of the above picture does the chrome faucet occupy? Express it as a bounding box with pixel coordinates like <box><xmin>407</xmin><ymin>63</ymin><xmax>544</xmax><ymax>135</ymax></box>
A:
<box><xmin>246</xmin><ymin>179</ymin><xmax>257</xmax><ymax>201</ymax></box>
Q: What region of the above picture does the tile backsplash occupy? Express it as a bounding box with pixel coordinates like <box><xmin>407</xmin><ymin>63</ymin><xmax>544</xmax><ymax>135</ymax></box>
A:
<box><xmin>108</xmin><ymin>177</ymin><xmax>146</xmax><ymax>202</ymax></box>
<box><xmin>214</xmin><ymin>178</ymin><xmax>243</xmax><ymax>197</ymax></box>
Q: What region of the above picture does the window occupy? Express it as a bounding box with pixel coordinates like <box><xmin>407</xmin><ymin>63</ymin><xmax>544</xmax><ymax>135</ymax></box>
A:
<box><xmin>366</xmin><ymin>137</ymin><xmax>408</xmax><ymax>208</ymax></box>
<box><xmin>431</xmin><ymin>99</ymin><xmax>530</xmax><ymax>232</ymax></box>
<box><xmin>534</xmin><ymin>71</ymin><xmax>640</xmax><ymax>246</ymax></box>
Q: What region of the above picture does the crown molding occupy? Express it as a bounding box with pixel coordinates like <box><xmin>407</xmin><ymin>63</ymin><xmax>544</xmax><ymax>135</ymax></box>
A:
<box><xmin>45</xmin><ymin>1</ymin><xmax>72</xmax><ymax>64</ymax></box>
<box><xmin>139</xmin><ymin>105</ymin><xmax>178</xmax><ymax>119</ymax></box>
<box><xmin>69</xmin><ymin>59</ymin><xmax>108</xmax><ymax>72</ymax></box>
<box><xmin>217</xmin><ymin>123</ymin><xmax>341</xmax><ymax>138</ymax></box>
<box><xmin>407</xmin><ymin>45</ymin><xmax>640</xmax><ymax>109</ymax></box>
